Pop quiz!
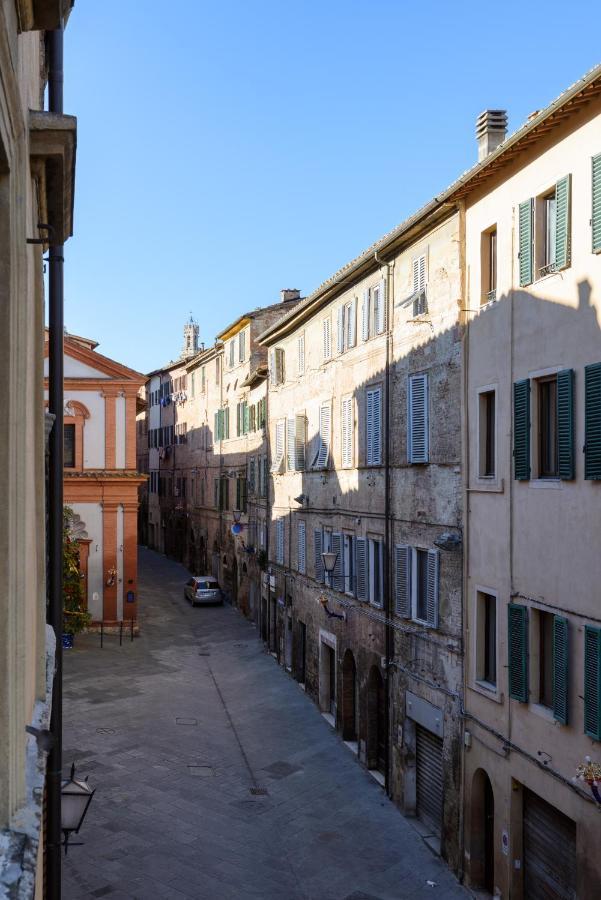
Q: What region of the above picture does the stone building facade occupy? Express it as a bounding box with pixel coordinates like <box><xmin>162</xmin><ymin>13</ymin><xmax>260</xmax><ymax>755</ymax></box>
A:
<box><xmin>0</xmin><ymin>1</ymin><xmax>76</xmax><ymax>895</ymax></box>
<box><xmin>258</xmin><ymin>210</ymin><xmax>464</xmax><ymax>869</ymax></box>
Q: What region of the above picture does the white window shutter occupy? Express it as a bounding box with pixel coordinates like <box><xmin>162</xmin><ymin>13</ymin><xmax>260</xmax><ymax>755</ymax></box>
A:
<box><xmin>298</xmin><ymin>520</ymin><xmax>306</xmax><ymax>574</ymax></box>
<box><xmin>269</xmin><ymin>349</ymin><xmax>276</xmax><ymax>385</ymax></box>
<box><xmin>298</xmin><ymin>335</ymin><xmax>305</xmax><ymax>375</ymax></box>
<box><xmin>342</xmin><ymin>398</ymin><xmax>352</xmax><ymax>467</ymax></box>
<box><xmin>394</xmin><ymin>545</ymin><xmax>411</xmax><ymax>617</ymax></box>
<box><xmin>331</xmin><ymin>532</ymin><xmax>343</xmax><ymax>591</ymax></box>
<box><xmin>314</xmin><ymin>529</ymin><xmax>324</xmax><ymax>582</ymax></box>
<box><xmin>295</xmin><ymin>414</ymin><xmax>306</xmax><ymax>471</ymax></box>
<box><xmin>356</xmin><ymin>537</ymin><xmax>367</xmax><ymax>601</ymax></box>
<box><xmin>287</xmin><ymin>418</ymin><xmax>296</xmax><ymax>470</ymax></box>
<box><xmin>337</xmin><ymin>306</ymin><xmax>345</xmax><ymax>354</ymax></box>
<box><xmin>348</xmin><ymin>298</ymin><xmax>357</xmax><ymax>347</ymax></box>
<box><xmin>314</xmin><ymin>403</ymin><xmax>331</xmax><ymax>469</ymax></box>
<box><xmin>426</xmin><ymin>549</ymin><xmax>439</xmax><ymax>628</ymax></box>
<box><xmin>408</xmin><ymin>373</ymin><xmax>429</xmax><ymax>463</ymax></box>
<box><xmin>361</xmin><ymin>288</ymin><xmax>370</xmax><ymax>341</ymax></box>
<box><xmin>272</xmin><ymin>420</ymin><xmax>285</xmax><ymax>472</ymax></box>
<box><xmin>376</xmin><ymin>279</ymin><xmax>386</xmax><ymax>333</ymax></box>
<box><xmin>323</xmin><ymin>318</ymin><xmax>331</xmax><ymax>360</ymax></box>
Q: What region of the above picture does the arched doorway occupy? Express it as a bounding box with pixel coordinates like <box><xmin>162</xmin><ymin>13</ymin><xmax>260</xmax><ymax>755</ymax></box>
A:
<box><xmin>341</xmin><ymin>650</ymin><xmax>358</xmax><ymax>741</ymax></box>
<box><xmin>366</xmin><ymin>666</ymin><xmax>386</xmax><ymax>774</ymax></box>
<box><xmin>470</xmin><ymin>769</ymin><xmax>495</xmax><ymax>893</ymax></box>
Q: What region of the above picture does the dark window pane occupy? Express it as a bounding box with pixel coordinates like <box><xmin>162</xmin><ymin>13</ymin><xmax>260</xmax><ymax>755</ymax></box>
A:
<box><xmin>539</xmin><ymin>377</ymin><xmax>558</xmax><ymax>477</ymax></box>
<box><xmin>484</xmin><ymin>594</ymin><xmax>497</xmax><ymax>685</ymax></box>
<box><xmin>64</xmin><ymin>424</ymin><xmax>75</xmax><ymax>468</ymax></box>
<box><xmin>540</xmin><ymin>611</ymin><xmax>554</xmax><ymax>708</ymax></box>
<box><xmin>484</xmin><ymin>391</ymin><xmax>495</xmax><ymax>476</ymax></box>
<box><xmin>416</xmin><ymin>549</ymin><xmax>428</xmax><ymax>620</ymax></box>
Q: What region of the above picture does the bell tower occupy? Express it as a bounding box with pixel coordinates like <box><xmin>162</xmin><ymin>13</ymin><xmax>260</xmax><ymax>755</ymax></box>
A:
<box><xmin>182</xmin><ymin>313</ymin><xmax>199</xmax><ymax>359</ymax></box>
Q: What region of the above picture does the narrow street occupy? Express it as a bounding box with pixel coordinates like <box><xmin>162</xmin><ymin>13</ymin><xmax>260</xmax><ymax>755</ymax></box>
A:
<box><xmin>62</xmin><ymin>549</ymin><xmax>469</xmax><ymax>900</ymax></box>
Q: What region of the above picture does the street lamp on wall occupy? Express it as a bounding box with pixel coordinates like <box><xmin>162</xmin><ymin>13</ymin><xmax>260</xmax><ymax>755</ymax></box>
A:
<box><xmin>320</xmin><ymin>551</ymin><xmax>346</xmax><ymax>620</ymax></box>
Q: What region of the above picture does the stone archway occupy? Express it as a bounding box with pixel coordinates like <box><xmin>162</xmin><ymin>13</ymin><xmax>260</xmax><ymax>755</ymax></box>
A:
<box><xmin>341</xmin><ymin>649</ymin><xmax>358</xmax><ymax>741</ymax></box>
<box><xmin>366</xmin><ymin>666</ymin><xmax>386</xmax><ymax>773</ymax></box>
<box><xmin>470</xmin><ymin>768</ymin><xmax>495</xmax><ymax>893</ymax></box>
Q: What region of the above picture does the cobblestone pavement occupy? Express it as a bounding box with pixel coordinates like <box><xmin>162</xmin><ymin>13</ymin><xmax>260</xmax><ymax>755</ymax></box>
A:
<box><xmin>62</xmin><ymin>548</ymin><xmax>470</xmax><ymax>900</ymax></box>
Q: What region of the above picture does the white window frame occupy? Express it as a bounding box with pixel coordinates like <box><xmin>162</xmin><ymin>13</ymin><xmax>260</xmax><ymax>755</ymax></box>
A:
<box><xmin>312</xmin><ymin>401</ymin><xmax>331</xmax><ymax>469</ymax></box>
<box><xmin>323</xmin><ymin>317</ymin><xmax>332</xmax><ymax>361</ymax></box>
<box><xmin>272</xmin><ymin>419</ymin><xmax>285</xmax><ymax>473</ymax></box>
<box><xmin>411</xmin><ymin>253</ymin><xmax>428</xmax><ymax>316</ymax></box>
<box><xmin>238</xmin><ymin>329</ymin><xmax>246</xmax><ymax>363</ymax></box>
<box><xmin>229</xmin><ymin>339</ymin><xmax>235</xmax><ymax>368</ymax></box>
<box><xmin>341</xmin><ymin>396</ymin><xmax>353</xmax><ymax>468</ymax></box>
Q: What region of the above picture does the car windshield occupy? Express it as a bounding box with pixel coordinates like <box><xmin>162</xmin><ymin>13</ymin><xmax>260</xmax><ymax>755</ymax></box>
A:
<box><xmin>196</xmin><ymin>580</ymin><xmax>218</xmax><ymax>590</ymax></box>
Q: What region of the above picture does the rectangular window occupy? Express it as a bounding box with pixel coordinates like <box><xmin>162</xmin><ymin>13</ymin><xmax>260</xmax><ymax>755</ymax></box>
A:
<box><xmin>248</xmin><ymin>457</ymin><xmax>256</xmax><ymax>493</ymax></box>
<box><xmin>415</xmin><ymin>549</ymin><xmax>429</xmax><ymax>621</ymax></box>
<box><xmin>478</xmin><ymin>389</ymin><xmax>496</xmax><ymax>477</ymax></box>
<box><xmin>408</xmin><ymin>373</ymin><xmax>429</xmax><ymax>463</ymax></box>
<box><xmin>373</xmin><ymin>280</ymin><xmax>386</xmax><ymax>334</ymax></box>
<box><xmin>366</xmin><ymin>387</ymin><xmax>382</xmax><ymax>466</ymax></box>
<box><xmin>341</xmin><ymin>397</ymin><xmax>353</xmax><ymax>468</ymax></box>
<box><xmin>64</xmin><ymin>424</ymin><xmax>75</xmax><ymax>468</ymax></box>
<box><xmin>593</xmin><ymin>153</ymin><xmax>601</xmax><ymax>253</ymax></box>
<box><xmin>239</xmin><ymin>329</ymin><xmax>246</xmax><ymax>363</ymax></box>
<box><xmin>368</xmin><ymin>538</ymin><xmax>384</xmax><ymax>607</ymax></box>
<box><xmin>476</xmin><ymin>591</ymin><xmax>497</xmax><ymax>687</ymax></box>
<box><xmin>361</xmin><ymin>288</ymin><xmax>370</xmax><ymax>341</ymax></box>
<box><xmin>298</xmin><ymin>520</ymin><xmax>306</xmax><ymax>574</ymax></box>
<box><xmin>537</xmin><ymin>610</ymin><xmax>555</xmax><ymax>709</ymax></box>
<box><xmin>584</xmin><ymin>626</ymin><xmax>601</xmax><ymax>740</ymax></box>
<box><xmin>508</xmin><ymin>604</ymin><xmax>528</xmax><ymax>702</ymax></box>
<box><xmin>229</xmin><ymin>340</ymin><xmax>235</xmax><ymax>368</ymax></box>
<box><xmin>481</xmin><ymin>227</ymin><xmax>497</xmax><ymax>304</ymax></box>
<box><xmin>395</xmin><ymin>546</ymin><xmax>439</xmax><ymax>626</ymax></box>
<box><xmin>585</xmin><ymin>363</ymin><xmax>601</xmax><ymax>480</ymax></box>
<box><xmin>543</xmin><ymin>193</ymin><xmax>557</xmax><ymax>274</ymax></box>
<box><xmin>298</xmin><ymin>334</ymin><xmax>305</xmax><ymax>375</ymax></box>
<box><xmin>312</xmin><ymin>402</ymin><xmax>331</xmax><ymax>469</ymax></box>
<box><xmin>190</xmin><ymin>372</ymin><xmax>196</xmax><ymax>397</ymax></box>
<box><xmin>412</xmin><ymin>254</ymin><xmax>427</xmax><ymax>316</ymax></box>
<box><xmin>201</xmin><ymin>365</ymin><xmax>206</xmax><ymax>392</ymax></box>
<box><xmin>215</xmin><ymin>357</ymin><xmax>220</xmax><ymax>384</ymax></box>
<box><xmin>537</xmin><ymin>375</ymin><xmax>558</xmax><ymax>478</ymax></box>
<box><xmin>343</xmin><ymin>534</ymin><xmax>354</xmax><ymax>596</ymax></box>
<box><xmin>270</xmin><ymin>348</ymin><xmax>285</xmax><ymax>385</ymax></box>
<box><xmin>314</xmin><ymin>528</ymin><xmax>324</xmax><ymax>583</ymax></box>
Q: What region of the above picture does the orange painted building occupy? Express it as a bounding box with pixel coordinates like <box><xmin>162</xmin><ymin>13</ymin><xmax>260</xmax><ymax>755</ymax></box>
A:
<box><xmin>44</xmin><ymin>332</ymin><xmax>146</xmax><ymax>622</ymax></box>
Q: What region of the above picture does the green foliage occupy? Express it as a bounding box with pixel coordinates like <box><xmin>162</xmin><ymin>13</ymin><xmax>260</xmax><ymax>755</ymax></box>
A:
<box><xmin>63</xmin><ymin>506</ymin><xmax>92</xmax><ymax>636</ymax></box>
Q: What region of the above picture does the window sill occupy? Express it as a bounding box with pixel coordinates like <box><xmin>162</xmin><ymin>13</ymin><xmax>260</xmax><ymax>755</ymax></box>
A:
<box><xmin>468</xmin><ymin>478</ymin><xmax>504</xmax><ymax>494</ymax></box>
<box><xmin>472</xmin><ymin>680</ymin><xmax>502</xmax><ymax>704</ymax></box>
<box><xmin>529</xmin><ymin>479</ymin><xmax>562</xmax><ymax>490</ymax></box>
<box><xmin>529</xmin><ymin>702</ymin><xmax>556</xmax><ymax>723</ymax></box>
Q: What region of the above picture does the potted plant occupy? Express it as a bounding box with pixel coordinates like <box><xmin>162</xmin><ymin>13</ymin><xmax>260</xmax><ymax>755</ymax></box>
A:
<box><xmin>63</xmin><ymin>507</ymin><xmax>91</xmax><ymax>648</ymax></box>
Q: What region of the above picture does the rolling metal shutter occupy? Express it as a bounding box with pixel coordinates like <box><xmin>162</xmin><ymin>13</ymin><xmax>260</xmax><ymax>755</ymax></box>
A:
<box><xmin>523</xmin><ymin>789</ymin><xmax>576</xmax><ymax>900</ymax></box>
<box><xmin>416</xmin><ymin>725</ymin><xmax>443</xmax><ymax>836</ymax></box>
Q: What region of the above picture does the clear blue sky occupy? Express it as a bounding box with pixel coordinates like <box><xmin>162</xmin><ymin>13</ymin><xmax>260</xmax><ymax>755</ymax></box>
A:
<box><xmin>63</xmin><ymin>0</ymin><xmax>600</xmax><ymax>374</ymax></box>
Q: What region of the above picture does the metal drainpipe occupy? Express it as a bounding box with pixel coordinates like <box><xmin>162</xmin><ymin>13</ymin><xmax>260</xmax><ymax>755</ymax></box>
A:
<box><xmin>46</xmin><ymin>20</ymin><xmax>64</xmax><ymax>900</ymax></box>
<box><xmin>375</xmin><ymin>250</ymin><xmax>393</xmax><ymax>797</ymax></box>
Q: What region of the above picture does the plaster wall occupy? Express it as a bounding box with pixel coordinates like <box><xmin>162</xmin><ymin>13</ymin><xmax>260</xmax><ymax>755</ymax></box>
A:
<box><xmin>463</xmin><ymin>97</ymin><xmax>601</xmax><ymax>897</ymax></box>
<box><xmin>115</xmin><ymin>395</ymin><xmax>126</xmax><ymax>468</ymax></box>
<box><xmin>72</xmin><ymin>502</ymin><xmax>104</xmax><ymax>620</ymax></box>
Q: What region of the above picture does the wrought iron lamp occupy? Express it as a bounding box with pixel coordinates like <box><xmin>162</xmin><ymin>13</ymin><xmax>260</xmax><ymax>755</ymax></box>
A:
<box><xmin>319</xmin><ymin>552</ymin><xmax>346</xmax><ymax>620</ymax></box>
<box><xmin>61</xmin><ymin>763</ymin><xmax>95</xmax><ymax>854</ymax></box>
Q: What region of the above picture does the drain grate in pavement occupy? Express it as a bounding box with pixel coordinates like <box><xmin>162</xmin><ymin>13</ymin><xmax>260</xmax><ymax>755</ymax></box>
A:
<box><xmin>187</xmin><ymin>765</ymin><xmax>215</xmax><ymax>777</ymax></box>
<box><xmin>249</xmin><ymin>787</ymin><xmax>268</xmax><ymax>796</ymax></box>
<box><xmin>176</xmin><ymin>717</ymin><xmax>198</xmax><ymax>726</ymax></box>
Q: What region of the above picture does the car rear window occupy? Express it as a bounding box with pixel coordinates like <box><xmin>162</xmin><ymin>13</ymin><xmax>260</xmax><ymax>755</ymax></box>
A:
<box><xmin>196</xmin><ymin>580</ymin><xmax>219</xmax><ymax>590</ymax></box>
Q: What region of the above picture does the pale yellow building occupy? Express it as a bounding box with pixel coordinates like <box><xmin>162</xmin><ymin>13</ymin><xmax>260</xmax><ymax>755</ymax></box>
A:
<box><xmin>455</xmin><ymin>66</ymin><xmax>601</xmax><ymax>898</ymax></box>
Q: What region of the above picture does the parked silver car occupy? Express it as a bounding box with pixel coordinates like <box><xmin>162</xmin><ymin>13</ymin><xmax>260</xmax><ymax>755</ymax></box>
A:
<box><xmin>184</xmin><ymin>576</ymin><xmax>223</xmax><ymax>606</ymax></box>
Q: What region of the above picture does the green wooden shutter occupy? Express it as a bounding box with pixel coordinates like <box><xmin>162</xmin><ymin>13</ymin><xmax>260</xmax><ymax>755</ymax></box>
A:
<box><xmin>554</xmin><ymin>175</ymin><xmax>571</xmax><ymax>271</ymax></box>
<box><xmin>519</xmin><ymin>199</ymin><xmax>534</xmax><ymax>286</ymax></box>
<box><xmin>585</xmin><ymin>362</ymin><xmax>601</xmax><ymax>479</ymax></box>
<box><xmin>584</xmin><ymin>626</ymin><xmax>601</xmax><ymax>740</ymax></box>
<box><xmin>592</xmin><ymin>153</ymin><xmax>601</xmax><ymax>253</ymax></box>
<box><xmin>513</xmin><ymin>379</ymin><xmax>531</xmax><ymax>480</ymax></box>
<box><xmin>243</xmin><ymin>402</ymin><xmax>250</xmax><ymax>435</ymax></box>
<box><xmin>224</xmin><ymin>408</ymin><xmax>230</xmax><ymax>439</ymax></box>
<box><xmin>508</xmin><ymin>604</ymin><xmax>528</xmax><ymax>702</ymax></box>
<box><xmin>552</xmin><ymin>616</ymin><xmax>569</xmax><ymax>725</ymax></box>
<box><xmin>557</xmin><ymin>368</ymin><xmax>575</xmax><ymax>480</ymax></box>
<box><xmin>214</xmin><ymin>411</ymin><xmax>219</xmax><ymax>441</ymax></box>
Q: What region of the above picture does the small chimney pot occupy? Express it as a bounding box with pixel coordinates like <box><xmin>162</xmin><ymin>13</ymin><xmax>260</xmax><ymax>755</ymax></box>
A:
<box><xmin>280</xmin><ymin>289</ymin><xmax>301</xmax><ymax>303</ymax></box>
<box><xmin>476</xmin><ymin>109</ymin><xmax>508</xmax><ymax>161</ymax></box>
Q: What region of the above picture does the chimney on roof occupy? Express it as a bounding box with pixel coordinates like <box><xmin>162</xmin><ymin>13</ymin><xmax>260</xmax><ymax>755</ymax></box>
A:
<box><xmin>280</xmin><ymin>289</ymin><xmax>300</xmax><ymax>303</ymax></box>
<box><xmin>476</xmin><ymin>109</ymin><xmax>508</xmax><ymax>161</ymax></box>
